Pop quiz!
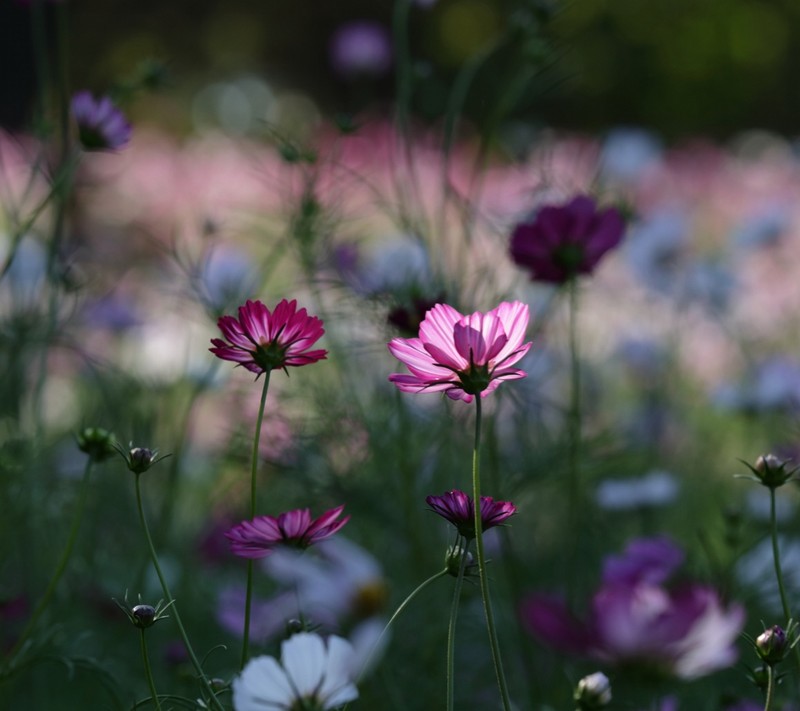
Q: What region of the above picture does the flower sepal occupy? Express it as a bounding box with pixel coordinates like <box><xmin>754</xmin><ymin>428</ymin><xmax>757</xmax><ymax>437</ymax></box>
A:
<box><xmin>736</xmin><ymin>454</ymin><xmax>800</xmax><ymax>490</ymax></box>
<box><xmin>114</xmin><ymin>592</ymin><xmax>174</xmax><ymax>629</ymax></box>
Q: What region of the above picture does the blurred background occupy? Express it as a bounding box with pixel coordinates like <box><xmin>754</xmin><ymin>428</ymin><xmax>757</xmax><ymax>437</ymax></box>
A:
<box><xmin>3</xmin><ymin>0</ymin><xmax>800</xmax><ymax>139</ymax></box>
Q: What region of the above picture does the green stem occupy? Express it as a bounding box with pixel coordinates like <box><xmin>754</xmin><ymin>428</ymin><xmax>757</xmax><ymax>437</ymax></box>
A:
<box><xmin>566</xmin><ymin>278</ymin><xmax>582</xmax><ymax>604</ymax></box>
<box><xmin>763</xmin><ymin>663</ymin><xmax>775</xmax><ymax>711</ymax></box>
<box><xmin>769</xmin><ymin>487</ymin><xmax>792</xmax><ymax>624</ymax></box>
<box><xmin>241</xmin><ymin>372</ymin><xmax>272</xmax><ymax>669</ymax></box>
<box><xmin>133</xmin><ymin>474</ymin><xmax>224</xmax><ymax>711</ymax></box>
<box><xmin>472</xmin><ymin>398</ymin><xmax>512</xmax><ymax>710</ymax></box>
<box><xmin>139</xmin><ymin>629</ymin><xmax>162</xmax><ymax>711</ymax></box>
<box><xmin>446</xmin><ymin>542</ymin><xmax>470</xmax><ymax>711</ymax></box>
<box><xmin>6</xmin><ymin>457</ymin><xmax>94</xmax><ymax>662</ymax></box>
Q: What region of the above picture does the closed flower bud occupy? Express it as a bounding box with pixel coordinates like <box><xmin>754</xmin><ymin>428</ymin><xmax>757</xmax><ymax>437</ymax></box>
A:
<box><xmin>76</xmin><ymin>427</ymin><xmax>117</xmax><ymax>463</ymax></box>
<box><xmin>131</xmin><ymin>604</ymin><xmax>157</xmax><ymax>629</ymax></box>
<box><xmin>574</xmin><ymin>672</ymin><xmax>612</xmax><ymax>710</ymax></box>
<box><xmin>738</xmin><ymin>454</ymin><xmax>799</xmax><ymax>489</ymax></box>
<box><xmin>756</xmin><ymin>625</ymin><xmax>788</xmax><ymax>665</ymax></box>
<box><xmin>117</xmin><ymin>444</ymin><xmax>169</xmax><ymax>475</ymax></box>
<box><xmin>445</xmin><ymin>545</ymin><xmax>475</xmax><ymax>577</ymax></box>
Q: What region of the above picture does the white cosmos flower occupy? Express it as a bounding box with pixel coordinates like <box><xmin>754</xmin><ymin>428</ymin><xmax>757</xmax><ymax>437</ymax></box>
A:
<box><xmin>233</xmin><ymin>632</ymin><xmax>358</xmax><ymax>711</ymax></box>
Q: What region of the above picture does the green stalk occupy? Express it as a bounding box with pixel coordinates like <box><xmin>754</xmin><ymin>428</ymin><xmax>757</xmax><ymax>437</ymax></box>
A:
<box><xmin>139</xmin><ymin>628</ymin><xmax>163</xmax><ymax>711</ymax></box>
<box><xmin>133</xmin><ymin>474</ymin><xmax>224</xmax><ymax>711</ymax></box>
<box><xmin>241</xmin><ymin>371</ymin><xmax>272</xmax><ymax>669</ymax></box>
<box><xmin>446</xmin><ymin>541</ymin><xmax>470</xmax><ymax>711</ymax></box>
<box><xmin>566</xmin><ymin>278</ymin><xmax>582</xmax><ymax>603</ymax></box>
<box><xmin>7</xmin><ymin>457</ymin><xmax>94</xmax><ymax>662</ymax></box>
<box><xmin>763</xmin><ymin>663</ymin><xmax>775</xmax><ymax>711</ymax></box>
<box><xmin>472</xmin><ymin>398</ymin><xmax>512</xmax><ymax>710</ymax></box>
<box><xmin>769</xmin><ymin>487</ymin><xmax>792</xmax><ymax>624</ymax></box>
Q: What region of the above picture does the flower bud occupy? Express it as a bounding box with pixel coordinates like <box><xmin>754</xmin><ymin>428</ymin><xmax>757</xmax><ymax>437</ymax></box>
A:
<box><xmin>132</xmin><ymin>604</ymin><xmax>157</xmax><ymax>629</ymax></box>
<box><xmin>751</xmin><ymin>454</ymin><xmax>797</xmax><ymax>489</ymax></box>
<box><xmin>756</xmin><ymin>625</ymin><xmax>788</xmax><ymax>665</ymax></box>
<box><xmin>118</xmin><ymin>444</ymin><xmax>168</xmax><ymax>475</ymax></box>
<box><xmin>574</xmin><ymin>672</ymin><xmax>612</xmax><ymax>710</ymax></box>
<box><xmin>445</xmin><ymin>545</ymin><xmax>475</xmax><ymax>577</ymax></box>
<box><xmin>76</xmin><ymin>427</ymin><xmax>117</xmax><ymax>463</ymax></box>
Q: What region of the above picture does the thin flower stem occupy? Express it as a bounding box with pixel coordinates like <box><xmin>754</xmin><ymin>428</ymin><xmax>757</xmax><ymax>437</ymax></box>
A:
<box><xmin>763</xmin><ymin>663</ymin><xmax>775</xmax><ymax>711</ymax></box>
<box><xmin>241</xmin><ymin>371</ymin><xmax>272</xmax><ymax>670</ymax></box>
<box><xmin>7</xmin><ymin>457</ymin><xmax>94</xmax><ymax>662</ymax></box>
<box><xmin>770</xmin><ymin>487</ymin><xmax>792</xmax><ymax>624</ymax></box>
<box><xmin>472</xmin><ymin>398</ymin><xmax>512</xmax><ymax>710</ymax></box>
<box><xmin>139</xmin><ymin>629</ymin><xmax>163</xmax><ymax>711</ymax></box>
<box><xmin>566</xmin><ymin>278</ymin><xmax>582</xmax><ymax>604</ymax></box>
<box><xmin>446</xmin><ymin>543</ymin><xmax>470</xmax><ymax>711</ymax></box>
<box><xmin>134</xmin><ymin>474</ymin><xmax>224</xmax><ymax>711</ymax></box>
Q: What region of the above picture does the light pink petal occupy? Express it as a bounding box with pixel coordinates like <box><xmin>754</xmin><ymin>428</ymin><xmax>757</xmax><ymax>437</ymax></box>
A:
<box><xmin>418</xmin><ymin>303</ymin><xmax>464</xmax><ymax>365</ymax></box>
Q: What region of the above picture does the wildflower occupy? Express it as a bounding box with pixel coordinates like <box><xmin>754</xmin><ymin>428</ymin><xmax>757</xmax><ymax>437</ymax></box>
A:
<box><xmin>225</xmin><ymin>506</ymin><xmax>350</xmax><ymax>559</ymax></box>
<box><xmin>71</xmin><ymin>91</ymin><xmax>131</xmax><ymax>151</ymax></box>
<box><xmin>755</xmin><ymin>625</ymin><xmax>789</xmax><ymax>666</ymax></box>
<box><xmin>233</xmin><ymin>632</ymin><xmax>358</xmax><ymax>711</ymax></box>
<box><xmin>388</xmin><ymin>301</ymin><xmax>531</xmax><ymax>403</ymax></box>
<box><xmin>574</xmin><ymin>671</ymin><xmax>612</xmax><ymax>710</ymax></box>
<box><xmin>116</xmin><ymin>445</ymin><xmax>169</xmax><ymax>475</ymax></box>
<box><xmin>426</xmin><ymin>490</ymin><xmax>517</xmax><ymax>539</ymax></box>
<box><xmin>210</xmin><ymin>299</ymin><xmax>326</xmax><ymax>376</ymax></box>
<box><xmin>75</xmin><ymin>427</ymin><xmax>117</xmax><ymax>463</ymax></box>
<box><xmin>521</xmin><ymin>536</ymin><xmax>745</xmax><ymax>680</ymax></box>
<box><xmin>509</xmin><ymin>195</ymin><xmax>625</xmax><ymax>283</ymax></box>
<box><xmin>114</xmin><ymin>593</ymin><xmax>174</xmax><ymax>630</ymax></box>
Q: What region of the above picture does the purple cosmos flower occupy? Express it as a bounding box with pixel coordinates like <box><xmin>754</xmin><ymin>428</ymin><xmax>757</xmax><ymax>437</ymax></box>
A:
<box><xmin>225</xmin><ymin>506</ymin><xmax>349</xmax><ymax>559</ymax></box>
<box><xmin>388</xmin><ymin>301</ymin><xmax>532</xmax><ymax>403</ymax></box>
<box><xmin>210</xmin><ymin>298</ymin><xmax>327</xmax><ymax>376</ymax></box>
<box><xmin>521</xmin><ymin>536</ymin><xmax>745</xmax><ymax>680</ymax></box>
<box><xmin>426</xmin><ymin>490</ymin><xmax>517</xmax><ymax>539</ymax></box>
<box><xmin>510</xmin><ymin>195</ymin><xmax>625</xmax><ymax>283</ymax></box>
<box><xmin>71</xmin><ymin>91</ymin><xmax>131</xmax><ymax>151</ymax></box>
<box><xmin>329</xmin><ymin>21</ymin><xmax>392</xmax><ymax>78</ymax></box>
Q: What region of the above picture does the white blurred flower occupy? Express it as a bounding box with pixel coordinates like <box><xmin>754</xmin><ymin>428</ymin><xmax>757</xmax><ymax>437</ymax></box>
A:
<box><xmin>599</xmin><ymin>127</ymin><xmax>661</xmax><ymax>185</ymax></box>
<box><xmin>595</xmin><ymin>470</ymin><xmax>679</xmax><ymax>511</ymax></box>
<box><xmin>233</xmin><ymin>632</ymin><xmax>358</xmax><ymax>711</ymax></box>
<box><xmin>358</xmin><ymin>235</ymin><xmax>432</xmax><ymax>296</ymax></box>
<box><xmin>713</xmin><ymin>358</ymin><xmax>800</xmax><ymax>414</ymax></box>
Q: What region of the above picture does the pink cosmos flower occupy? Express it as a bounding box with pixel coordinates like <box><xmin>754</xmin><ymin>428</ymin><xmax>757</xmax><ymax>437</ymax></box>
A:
<box><xmin>210</xmin><ymin>299</ymin><xmax>327</xmax><ymax>376</ymax></box>
<box><xmin>71</xmin><ymin>91</ymin><xmax>131</xmax><ymax>151</ymax></box>
<box><xmin>225</xmin><ymin>506</ymin><xmax>350</xmax><ymax>559</ymax></box>
<box><xmin>520</xmin><ymin>536</ymin><xmax>745</xmax><ymax>680</ymax></box>
<box><xmin>509</xmin><ymin>195</ymin><xmax>625</xmax><ymax>283</ymax></box>
<box><xmin>426</xmin><ymin>490</ymin><xmax>517</xmax><ymax>539</ymax></box>
<box><xmin>387</xmin><ymin>301</ymin><xmax>531</xmax><ymax>403</ymax></box>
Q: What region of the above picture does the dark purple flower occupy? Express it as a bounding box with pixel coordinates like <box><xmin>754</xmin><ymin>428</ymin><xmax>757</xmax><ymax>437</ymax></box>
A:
<box><xmin>210</xmin><ymin>299</ymin><xmax>327</xmax><ymax>376</ymax></box>
<box><xmin>71</xmin><ymin>91</ymin><xmax>131</xmax><ymax>151</ymax></box>
<box><xmin>509</xmin><ymin>195</ymin><xmax>625</xmax><ymax>283</ymax></box>
<box><xmin>329</xmin><ymin>21</ymin><xmax>392</xmax><ymax>77</ymax></box>
<box><xmin>521</xmin><ymin>538</ymin><xmax>745</xmax><ymax>680</ymax></box>
<box><xmin>601</xmin><ymin>535</ymin><xmax>684</xmax><ymax>586</ymax></box>
<box><xmin>224</xmin><ymin>506</ymin><xmax>350</xmax><ymax>559</ymax></box>
<box><xmin>426</xmin><ymin>490</ymin><xmax>517</xmax><ymax>539</ymax></box>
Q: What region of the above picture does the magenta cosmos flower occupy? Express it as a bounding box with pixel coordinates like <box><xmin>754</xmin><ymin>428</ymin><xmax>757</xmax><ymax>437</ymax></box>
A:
<box><xmin>521</xmin><ymin>536</ymin><xmax>745</xmax><ymax>680</ymax></box>
<box><xmin>210</xmin><ymin>299</ymin><xmax>327</xmax><ymax>376</ymax></box>
<box><xmin>509</xmin><ymin>195</ymin><xmax>625</xmax><ymax>283</ymax></box>
<box><xmin>388</xmin><ymin>301</ymin><xmax>531</xmax><ymax>403</ymax></box>
<box><xmin>71</xmin><ymin>91</ymin><xmax>132</xmax><ymax>151</ymax></box>
<box><xmin>225</xmin><ymin>506</ymin><xmax>350</xmax><ymax>559</ymax></box>
<box><xmin>426</xmin><ymin>490</ymin><xmax>517</xmax><ymax>539</ymax></box>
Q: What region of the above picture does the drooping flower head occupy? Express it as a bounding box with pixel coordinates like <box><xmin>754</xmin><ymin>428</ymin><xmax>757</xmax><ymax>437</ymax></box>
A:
<box><xmin>388</xmin><ymin>301</ymin><xmax>531</xmax><ymax>403</ymax></box>
<box><xmin>233</xmin><ymin>632</ymin><xmax>358</xmax><ymax>711</ymax></box>
<box><xmin>509</xmin><ymin>195</ymin><xmax>625</xmax><ymax>283</ymax></box>
<box><xmin>210</xmin><ymin>299</ymin><xmax>327</xmax><ymax>376</ymax></box>
<box><xmin>71</xmin><ymin>91</ymin><xmax>131</xmax><ymax>151</ymax></box>
<box><xmin>426</xmin><ymin>490</ymin><xmax>517</xmax><ymax>539</ymax></box>
<box><xmin>225</xmin><ymin>506</ymin><xmax>349</xmax><ymax>559</ymax></box>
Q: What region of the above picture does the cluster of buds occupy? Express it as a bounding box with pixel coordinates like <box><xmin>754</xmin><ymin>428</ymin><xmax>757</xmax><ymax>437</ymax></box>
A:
<box><xmin>574</xmin><ymin>672</ymin><xmax>612</xmax><ymax>710</ymax></box>
<box><xmin>76</xmin><ymin>427</ymin><xmax>117</xmax><ymax>463</ymax></box>
<box><xmin>738</xmin><ymin>454</ymin><xmax>800</xmax><ymax>490</ymax></box>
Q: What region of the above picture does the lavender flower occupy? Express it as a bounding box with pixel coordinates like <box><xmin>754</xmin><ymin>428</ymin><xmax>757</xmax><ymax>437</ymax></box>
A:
<box><xmin>71</xmin><ymin>91</ymin><xmax>131</xmax><ymax>151</ymax></box>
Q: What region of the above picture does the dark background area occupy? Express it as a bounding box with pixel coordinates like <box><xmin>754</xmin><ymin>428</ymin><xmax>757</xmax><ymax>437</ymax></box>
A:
<box><xmin>2</xmin><ymin>0</ymin><xmax>800</xmax><ymax>140</ymax></box>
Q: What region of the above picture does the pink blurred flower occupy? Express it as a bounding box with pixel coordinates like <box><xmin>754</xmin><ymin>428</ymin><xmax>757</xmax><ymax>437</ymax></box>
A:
<box><xmin>388</xmin><ymin>301</ymin><xmax>531</xmax><ymax>403</ymax></box>
<box><xmin>426</xmin><ymin>490</ymin><xmax>517</xmax><ymax>539</ymax></box>
<box><xmin>225</xmin><ymin>506</ymin><xmax>350</xmax><ymax>559</ymax></box>
<box><xmin>509</xmin><ymin>195</ymin><xmax>625</xmax><ymax>283</ymax></box>
<box><xmin>71</xmin><ymin>91</ymin><xmax>131</xmax><ymax>151</ymax></box>
<box><xmin>210</xmin><ymin>299</ymin><xmax>327</xmax><ymax>376</ymax></box>
<box><xmin>521</xmin><ymin>536</ymin><xmax>745</xmax><ymax>680</ymax></box>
